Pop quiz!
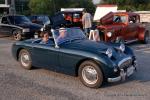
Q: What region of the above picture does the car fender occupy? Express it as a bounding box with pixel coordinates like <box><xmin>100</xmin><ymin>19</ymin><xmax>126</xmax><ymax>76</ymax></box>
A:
<box><xmin>138</xmin><ymin>27</ymin><xmax>147</xmax><ymax>41</ymax></box>
<box><xmin>75</xmin><ymin>52</ymin><xmax>115</xmax><ymax>78</ymax></box>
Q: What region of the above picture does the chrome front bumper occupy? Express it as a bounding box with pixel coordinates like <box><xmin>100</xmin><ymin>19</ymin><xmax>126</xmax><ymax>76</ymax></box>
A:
<box><xmin>108</xmin><ymin>66</ymin><xmax>136</xmax><ymax>82</ymax></box>
<box><xmin>108</xmin><ymin>58</ymin><xmax>137</xmax><ymax>83</ymax></box>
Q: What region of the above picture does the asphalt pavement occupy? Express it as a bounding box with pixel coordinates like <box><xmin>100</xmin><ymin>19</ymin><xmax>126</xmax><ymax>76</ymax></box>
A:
<box><xmin>0</xmin><ymin>37</ymin><xmax>150</xmax><ymax>100</ymax></box>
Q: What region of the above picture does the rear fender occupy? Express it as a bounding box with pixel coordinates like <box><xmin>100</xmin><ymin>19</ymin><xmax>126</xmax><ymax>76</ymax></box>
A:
<box><xmin>138</xmin><ymin>28</ymin><xmax>147</xmax><ymax>41</ymax></box>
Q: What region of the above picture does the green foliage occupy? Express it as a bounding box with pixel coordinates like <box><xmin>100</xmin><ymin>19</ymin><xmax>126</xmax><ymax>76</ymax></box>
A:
<box><xmin>29</xmin><ymin>0</ymin><xmax>54</xmax><ymax>15</ymax></box>
<box><xmin>68</xmin><ymin>0</ymin><xmax>95</xmax><ymax>13</ymax></box>
<box><xmin>28</xmin><ymin>0</ymin><xmax>95</xmax><ymax>15</ymax></box>
<box><xmin>93</xmin><ymin>0</ymin><xmax>150</xmax><ymax>11</ymax></box>
<box><xmin>0</xmin><ymin>0</ymin><xmax>4</xmax><ymax>4</ymax></box>
<box><xmin>103</xmin><ymin>0</ymin><xmax>150</xmax><ymax>11</ymax></box>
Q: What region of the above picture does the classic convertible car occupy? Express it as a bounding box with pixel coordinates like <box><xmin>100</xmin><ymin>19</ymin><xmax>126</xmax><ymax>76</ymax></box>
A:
<box><xmin>12</xmin><ymin>28</ymin><xmax>137</xmax><ymax>88</ymax></box>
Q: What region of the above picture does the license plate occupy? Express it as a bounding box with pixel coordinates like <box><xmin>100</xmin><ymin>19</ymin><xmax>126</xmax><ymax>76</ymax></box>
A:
<box><xmin>34</xmin><ymin>35</ymin><xmax>38</xmax><ymax>38</ymax></box>
<box><xmin>127</xmin><ymin>66</ymin><xmax>135</xmax><ymax>77</ymax></box>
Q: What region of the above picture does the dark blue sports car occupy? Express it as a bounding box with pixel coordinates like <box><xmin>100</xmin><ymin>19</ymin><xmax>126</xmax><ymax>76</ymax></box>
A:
<box><xmin>12</xmin><ymin>27</ymin><xmax>137</xmax><ymax>88</ymax></box>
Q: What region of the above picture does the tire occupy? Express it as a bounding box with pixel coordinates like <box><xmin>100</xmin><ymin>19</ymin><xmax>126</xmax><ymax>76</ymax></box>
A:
<box><xmin>142</xmin><ymin>31</ymin><xmax>149</xmax><ymax>44</ymax></box>
<box><xmin>78</xmin><ymin>60</ymin><xmax>103</xmax><ymax>88</ymax></box>
<box><xmin>13</xmin><ymin>30</ymin><xmax>22</xmax><ymax>41</ymax></box>
<box><xmin>19</xmin><ymin>49</ymin><xmax>32</xmax><ymax>70</ymax></box>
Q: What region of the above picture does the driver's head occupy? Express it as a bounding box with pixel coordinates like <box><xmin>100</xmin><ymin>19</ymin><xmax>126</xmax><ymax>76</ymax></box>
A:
<box><xmin>42</xmin><ymin>32</ymin><xmax>49</xmax><ymax>43</ymax></box>
<box><xmin>59</xmin><ymin>28</ymin><xmax>67</xmax><ymax>38</ymax></box>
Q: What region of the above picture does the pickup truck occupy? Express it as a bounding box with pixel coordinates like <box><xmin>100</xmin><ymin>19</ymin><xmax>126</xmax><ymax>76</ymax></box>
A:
<box><xmin>97</xmin><ymin>12</ymin><xmax>149</xmax><ymax>44</ymax></box>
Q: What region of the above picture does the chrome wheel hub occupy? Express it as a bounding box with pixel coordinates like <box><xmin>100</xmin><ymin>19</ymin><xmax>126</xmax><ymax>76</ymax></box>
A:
<box><xmin>21</xmin><ymin>53</ymin><xmax>30</xmax><ymax>67</ymax></box>
<box><xmin>82</xmin><ymin>66</ymin><xmax>98</xmax><ymax>85</ymax></box>
<box><xmin>14</xmin><ymin>33</ymin><xmax>21</xmax><ymax>40</ymax></box>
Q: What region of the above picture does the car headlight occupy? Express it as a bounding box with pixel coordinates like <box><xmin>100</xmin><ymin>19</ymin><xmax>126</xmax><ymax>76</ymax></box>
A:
<box><xmin>40</xmin><ymin>27</ymin><xmax>44</xmax><ymax>31</ymax></box>
<box><xmin>23</xmin><ymin>28</ymin><xmax>30</xmax><ymax>32</ymax></box>
<box><xmin>106</xmin><ymin>48</ymin><xmax>112</xmax><ymax>58</ymax></box>
<box><xmin>119</xmin><ymin>44</ymin><xmax>125</xmax><ymax>52</ymax></box>
<box><xmin>34</xmin><ymin>32</ymin><xmax>38</xmax><ymax>38</ymax></box>
<box><xmin>106</xmin><ymin>32</ymin><xmax>112</xmax><ymax>37</ymax></box>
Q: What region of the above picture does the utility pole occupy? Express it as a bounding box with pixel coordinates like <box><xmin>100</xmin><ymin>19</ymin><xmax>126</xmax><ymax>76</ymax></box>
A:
<box><xmin>9</xmin><ymin>0</ymin><xmax>16</xmax><ymax>15</ymax></box>
<box><xmin>5</xmin><ymin>0</ymin><xmax>8</xmax><ymax>5</ymax></box>
<box><xmin>52</xmin><ymin>0</ymin><xmax>56</xmax><ymax>13</ymax></box>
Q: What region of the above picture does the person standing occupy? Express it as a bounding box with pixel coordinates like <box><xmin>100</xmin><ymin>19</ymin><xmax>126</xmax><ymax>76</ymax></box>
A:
<box><xmin>82</xmin><ymin>9</ymin><xmax>92</xmax><ymax>36</ymax></box>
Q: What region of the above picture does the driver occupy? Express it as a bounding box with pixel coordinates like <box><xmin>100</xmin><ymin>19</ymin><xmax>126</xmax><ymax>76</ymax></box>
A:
<box><xmin>40</xmin><ymin>31</ymin><xmax>52</xmax><ymax>44</ymax></box>
<box><xmin>56</xmin><ymin>28</ymin><xmax>67</xmax><ymax>44</ymax></box>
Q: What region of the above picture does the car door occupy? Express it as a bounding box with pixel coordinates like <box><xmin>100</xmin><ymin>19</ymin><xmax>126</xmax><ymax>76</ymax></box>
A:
<box><xmin>126</xmin><ymin>15</ymin><xmax>139</xmax><ymax>40</ymax></box>
<box><xmin>0</xmin><ymin>17</ymin><xmax>12</xmax><ymax>36</ymax></box>
<box><xmin>122</xmin><ymin>24</ymin><xmax>133</xmax><ymax>41</ymax></box>
<box><xmin>32</xmin><ymin>43</ymin><xmax>60</xmax><ymax>70</ymax></box>
<box><xmin>112</xmin><ymin>14</ymin><xmax>131</xmax><ymax>41</ymax></box>
<box><xmin>58</xmin><ymin>47</ymin><xmax>83</xmax><ymax>75</ymax></box>
<box><xmin>119</xmin><ymin>15</ymin><xmax>135</xmax><ymax>41</ymax></box>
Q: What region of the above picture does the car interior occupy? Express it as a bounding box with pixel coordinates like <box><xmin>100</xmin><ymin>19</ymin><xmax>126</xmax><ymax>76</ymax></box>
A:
<box><xmin>129</xmin><ymin>16</ymin><xmax>139</xmax><ymax>23</ymax></box>
<box><xmin>113</xmin><ymin>15</ymin><xmax>127</xmax><ymax>23</ymax></box>
<box><xmin>32</xmin><ymin>37</ymin><xmax>55</xmax><ymax>46</ymax></box>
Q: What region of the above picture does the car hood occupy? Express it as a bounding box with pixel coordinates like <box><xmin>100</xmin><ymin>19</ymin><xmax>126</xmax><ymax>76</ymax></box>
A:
<box><xmin>100</xmin><ymin>12</ymin><xmax>114</xmax><ymax>25</ymax></box>
<box><xmin>16</xmin><ymin>22</ymin><xmax>42</xmax><ymax>30</ymax></box>
<box><xmin>60</xmin><ymin>39</ymin><xmax>111</xmax><ymax>53</ymax></box>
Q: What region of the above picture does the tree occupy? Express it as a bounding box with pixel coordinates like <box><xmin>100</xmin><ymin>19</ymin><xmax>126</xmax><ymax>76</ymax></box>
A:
<box><xmin>29</xmin><ymin>0</ymin><xmax>95</xmax><ymax>15</ymax></box>
<box><xmin>103</xmin><ymin>0</ymin><xmax>150</xmax><ymax>11</ymax></box>
<box><xmin>29</xmin><ymin>0</ymin><xmax>54</xmax><ymax>15</ymax></box>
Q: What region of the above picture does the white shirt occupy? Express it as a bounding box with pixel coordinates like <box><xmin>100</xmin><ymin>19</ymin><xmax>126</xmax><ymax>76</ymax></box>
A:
<box><xmin>82</xmin><ymin>13</ymin><xmax>92</xmax><ymax>28</ymax></box>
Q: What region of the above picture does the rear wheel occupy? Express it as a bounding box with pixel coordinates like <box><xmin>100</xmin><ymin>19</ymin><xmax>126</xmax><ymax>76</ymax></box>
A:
<box><xmin>142</xmin><ymin>31</ymin><xmax>149</xmax><ymax>44</ymax></box>
<box><xmin>19</xmin><ymin>49</ymin><xmax>32</xmax><ymax>70</ymax></box>
<box><xmin>13</xmin><ymin>30</ymin><xmax>22</xmax><ymax>41</ymax></box>
<box><xmin>78</xmin><ymin>61</ymin><xmax>103</xmax><ymax>88</ymax></box>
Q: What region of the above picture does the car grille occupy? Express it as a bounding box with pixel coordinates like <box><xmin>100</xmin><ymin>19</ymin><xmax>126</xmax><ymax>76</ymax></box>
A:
<box><xmin>118</xmin><ymin>57</ymin><xmax>132</xmax><ymax>69</ymax></box>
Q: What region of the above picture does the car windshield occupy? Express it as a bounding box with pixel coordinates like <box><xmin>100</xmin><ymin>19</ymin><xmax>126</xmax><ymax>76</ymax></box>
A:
<box><xmin>9</xmin><ymin>16</ymin><xmax>31</xmax><ymax>24</ymax></box>
<box><xmin>37</xmin><ymin>16</ymin><xmax>50</xmax><ymax>24</ymax></box>
<box><xmin>53</xmin><ymin>28</ymin><xmax>86</xmax><ymax>45</ymax></box>
<box><xmin>113</xmin><ymin>15</ymin><xmax>127</xmax><ymax>23</ymax></box>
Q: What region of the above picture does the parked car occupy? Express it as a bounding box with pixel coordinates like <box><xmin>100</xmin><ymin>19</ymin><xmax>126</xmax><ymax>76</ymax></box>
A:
<box><xmin>12</xmin><ymin>27</ymin><xmax>137</xmax><ymax>88</ymax></box>
<box><xmin>28</xmin><ymin>15</ymin><xmax>50</xmax><ymax>25</ymax></box>
<box><xmin>61</xmin><ymin>8</ymin><xmax>149</xmax><ymax>44</ymax></box>
<box><xmin>0</xmin><ymin>15</ymin><xmax>42</xmax><ymax>40</ymax></box>
<box><xmin>96</xmin><ymin>12</ymin><xmax>149</xmax><ymax>44</ymax></box>
<box><xmin>61</xmin><ymin>8</ymin><xmax>84</xmax><ymax>28</ymax></box>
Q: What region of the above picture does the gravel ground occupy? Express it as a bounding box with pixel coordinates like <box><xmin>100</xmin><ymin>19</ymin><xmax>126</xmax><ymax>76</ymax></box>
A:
<box><xmin>0</xmin><ymin>37</ymin><xmax>150</xmax><ymax>100</ymax></box>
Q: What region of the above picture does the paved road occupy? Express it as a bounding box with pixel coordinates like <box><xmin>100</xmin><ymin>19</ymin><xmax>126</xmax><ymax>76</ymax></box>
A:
<box><xmin>0</xmin><ymin>38</ymin><xmax>150</xmax><ymax>100</ymax></box>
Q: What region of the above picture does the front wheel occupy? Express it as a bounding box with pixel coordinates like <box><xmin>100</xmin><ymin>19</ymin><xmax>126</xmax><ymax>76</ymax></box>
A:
<box><xmin>78</xmin><ymin>61</ymin><xmax>103</xmax><ymax>88</ymax></box>
<box><xmin>19</xmin><ymin>49</ymin><xmax>32</xmax><ymax>70</ymax></box>
<box><xmin>13</xmin><ymin>30</ymin><xmax>22</xmax><ymax>41</ymax></box>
